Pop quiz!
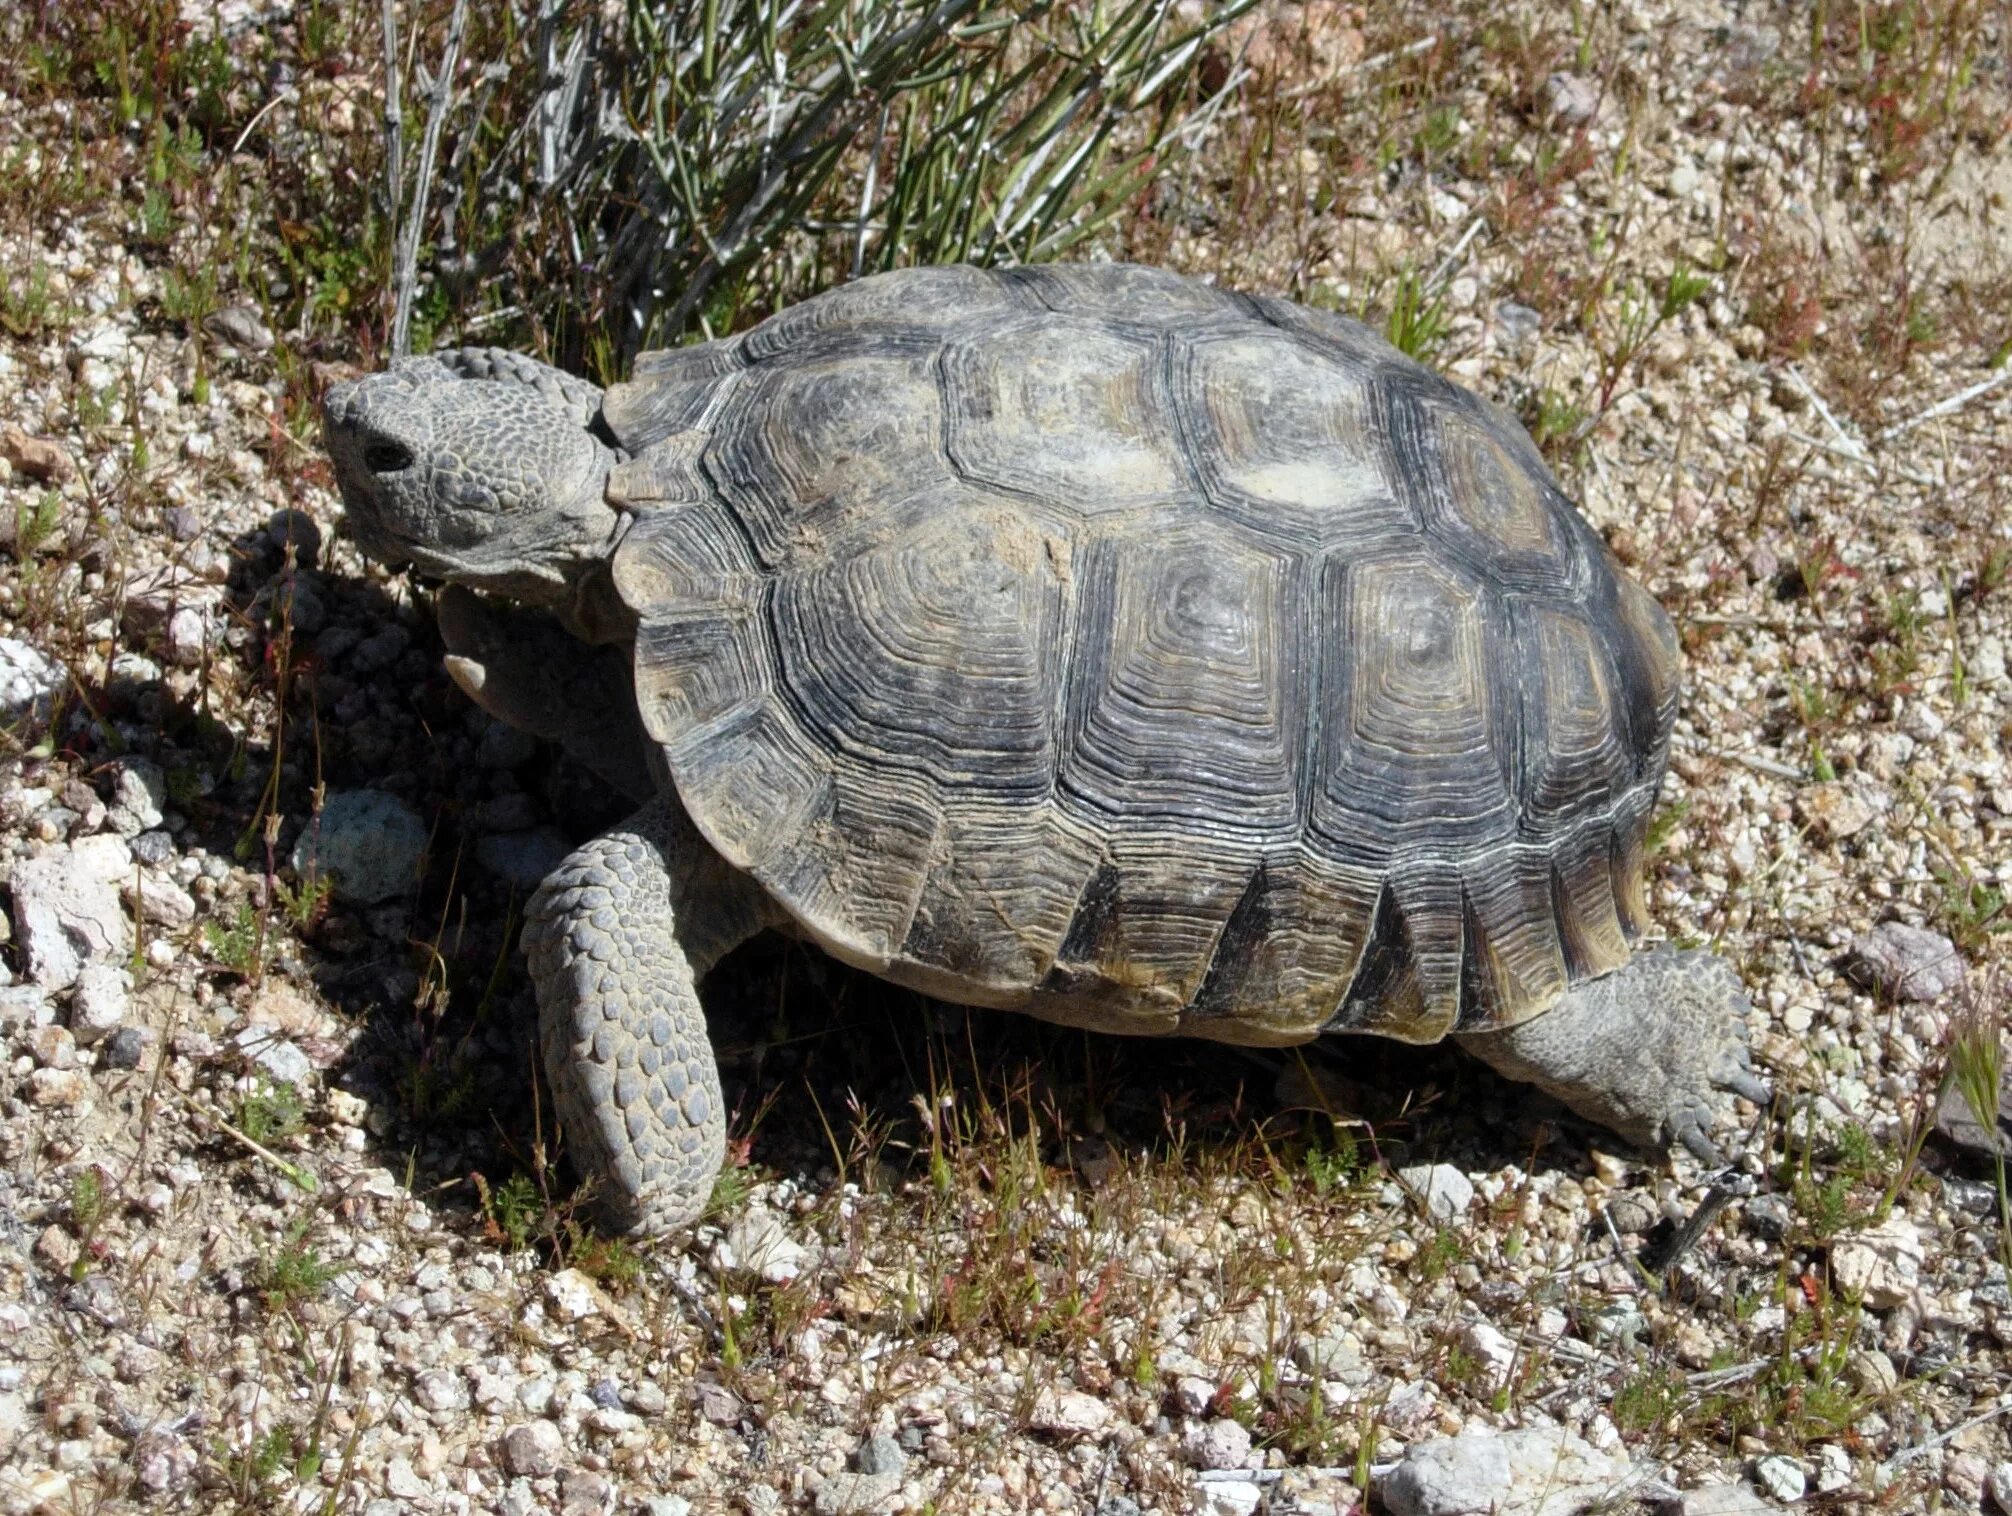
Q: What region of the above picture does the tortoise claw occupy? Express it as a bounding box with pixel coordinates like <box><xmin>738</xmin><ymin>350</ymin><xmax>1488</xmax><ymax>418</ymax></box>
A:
<box><xmin>1678</xmin><ymin>1119</ymin><xmax>1727</xmax><ymax>1167</ymax></box>
<box><xmin>1718</xmin><ymin>1069</ymin><xmax>1771</xmax><ymax>1108</ymax></box>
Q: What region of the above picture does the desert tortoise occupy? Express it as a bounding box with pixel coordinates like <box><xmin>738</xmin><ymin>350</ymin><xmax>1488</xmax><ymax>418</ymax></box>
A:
<box><xmin>323</xmin><ymin>262</ymin><xmax>1767</xmax><ymax>1235</ymax></box>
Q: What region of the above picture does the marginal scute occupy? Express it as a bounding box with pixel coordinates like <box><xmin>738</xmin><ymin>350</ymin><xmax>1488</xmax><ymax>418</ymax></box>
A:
<box><xmin>607</xmin><ymin>263</ymin><xmax>1682</xmax><ymax>1043</ymax></box>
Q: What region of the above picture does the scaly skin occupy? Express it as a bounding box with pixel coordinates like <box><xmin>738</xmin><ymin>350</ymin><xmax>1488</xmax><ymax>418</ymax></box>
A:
<box><xmin>1459</xmin><ymin>949</ymin><xmax>1770</xmax><ymax>1163</ymax></box>
<box><xmin>521</xmin><ymin>795</ymin><xmax>777</xmax><ymax>1235</ymax></box>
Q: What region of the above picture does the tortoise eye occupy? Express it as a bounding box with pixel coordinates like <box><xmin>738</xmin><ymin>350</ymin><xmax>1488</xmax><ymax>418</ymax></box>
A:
<box><xmin>363</xmin><ymin>439</ymin><xmax>413</xmax><ymax>473</ymax></box>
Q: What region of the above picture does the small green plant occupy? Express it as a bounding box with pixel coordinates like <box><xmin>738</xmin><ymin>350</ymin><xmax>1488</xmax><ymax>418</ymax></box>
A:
<box><xmin>1524</xmin><ymin>386</ymin><xmax>1590</xmax><ymax>461</ymax></box>
<box><xmin>204</xmin><ymin>901</ymin><xmax>264</xmax><ymax>976</ymax></box>
<box><xmin>70</xmin><ymin>1169</ymin><xmax>107</xmax><ymax>1232</ymax></box>
<box><xmin>258</xmin><ymin>1215</ymin><xmax>338</xmax><ymax>1312</ymax></box>
<box><xmin>481</xmin><ymin>1172</ymin><xmax>544</xmax><ymax>1252</ymax></box>
<box><xmin>1415</xmin><ymin>1227</ymin><xmax>1464</xmax><ymax>1282</ymax></box>
<box><xmin>1947</xmin><ymin>1000</ymin><xmax>2009</xmax><ymax>1273</ymax></box>
<box><xmin>1645</xmin><ymin>798</ymin><xmax>1692</xmax><ymax>856</ymax></box>
<box><xmin>568</xmin><ymin>1230</ymin><xmax>644</xmax><ymax>1292</ymax></box>
<box><xmin>1301</xmin><ymin>1125</ymin><xmax>1361</xmax><ymax>1196</ymax></box>
<box><xmin>1382</xmin><ymin>265</ymin><xmax>1450</xmax><ymax>362</ymax></box>
<box><xmin>10</xmin><ymin>493</ymin><xmax>63</xmax><ymax>559</ymax></box>
<box><xmin>275</xmin><ymin>870</ymin><xmax>333</xmax><ymax>930</ymax></box>
<box><xmin>238</xmin><ymin>1079</ymin><xmax>307</xmax><ymax>1146</ymax></box>
<box><xmin>707</xmin><ymin>1163</ymin><xmax>755</xmax><ymax>1219</ymax></box>
<box><xmin>1611</xmin><ymin>1363</ymin><xmax>1683</xmax><ymax>1436</ymax></box>
<box><xmin>0</xmin><ymin>259</ymin><xmax>62</xmax><ymax>338</ymax></box>
<box><xmin>1933</xmin><ymin>865</ymin><xmax>2007</xmax><ymax>953</ymax></box>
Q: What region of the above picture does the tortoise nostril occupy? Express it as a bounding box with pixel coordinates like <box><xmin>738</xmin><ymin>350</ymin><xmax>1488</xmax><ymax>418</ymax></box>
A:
<box><xmin>363</xmin><ymin>439</ymin><xmax>414</xmax><ymax>474</ymax></box>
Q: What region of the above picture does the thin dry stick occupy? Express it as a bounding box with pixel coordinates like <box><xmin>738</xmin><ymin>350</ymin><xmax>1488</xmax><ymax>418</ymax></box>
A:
<box><xmin>1877</xmin><ymin>363</ymin><xmax>2012</xmax><ymax>442</ymax></box>
<box><xmin>380</xmin><ymin>0</ymin><xmax>403</xmax><ymax>231</ymax></box>
<box><xmin>390</xmin><ymin>0</ymin><xmax>471</xmax><ymax>358</ymax></box>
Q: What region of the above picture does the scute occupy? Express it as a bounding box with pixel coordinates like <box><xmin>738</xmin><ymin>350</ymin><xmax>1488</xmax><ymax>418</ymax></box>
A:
<box><xmin>608</xmin><ymin>264</ymin><xmax>1681</xmax><ymax>1044</ymax></box>
<box><xmin>943</xmin><ymin>318</ymin><xmax>1189</xmax><ymax>510</ymax></box>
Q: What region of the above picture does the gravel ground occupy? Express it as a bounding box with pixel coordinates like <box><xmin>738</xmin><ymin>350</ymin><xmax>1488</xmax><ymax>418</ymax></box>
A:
<box><xmin>1</xmin><ymin>3</ymin><xmax>2009</xmax><ymax>1514</ymax></box>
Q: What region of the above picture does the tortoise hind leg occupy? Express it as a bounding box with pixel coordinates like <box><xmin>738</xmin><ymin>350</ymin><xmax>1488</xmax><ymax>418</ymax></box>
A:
<box><xmin>1457</xmin><ymin>949</ymin><xmax>1770</xmax><ymax>1162</ymax></box>
<box><xmin>522</xmin><ymin>794</ymin><xmax>778</xmax><ymax>1235</ymax></box>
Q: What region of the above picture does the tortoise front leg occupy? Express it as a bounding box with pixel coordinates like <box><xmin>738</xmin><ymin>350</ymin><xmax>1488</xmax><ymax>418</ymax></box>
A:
<box><xmin>436</xmin><ymin>585</ymin><xmax>658</xmax><ymax>803</ymax></box>
<box><xmin>1458</xmin><ymin>949</ymin><xmax>1770</xmax><ymax>1163</ymax></box>
<box><xmin>522</xmin><ymin>794</ymin><xmax>776</xmax><ymax>1235</ymax></box>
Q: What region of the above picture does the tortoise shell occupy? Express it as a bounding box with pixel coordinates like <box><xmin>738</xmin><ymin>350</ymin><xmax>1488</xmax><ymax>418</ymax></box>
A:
<box><xmin>598</xmin><ymin>263</ymin><xmax>1679</xmax><ymax>1047</ymax></box>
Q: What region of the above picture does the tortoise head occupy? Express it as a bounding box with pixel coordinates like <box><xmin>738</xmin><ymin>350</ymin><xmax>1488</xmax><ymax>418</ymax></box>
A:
<box><xmin>322</xmin><ymin>355</ymin><xmax>621</xmax><ymax>606</ymax></box>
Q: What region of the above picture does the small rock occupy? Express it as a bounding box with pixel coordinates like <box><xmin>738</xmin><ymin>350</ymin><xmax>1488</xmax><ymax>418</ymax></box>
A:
<box><xmin>413</xmin><ymin>1368</ymin><xmax>469</xmax><ymax>1412</ymax></box>
<box><xmin>102</xmin><ymin>1026</ymin><xmax>150</xmax><ymax>1070</ymax></box>
<box><xmin>1988</xmin><ymin>1461</ymin><xmax>2012</xmax><ymax>1516</ymax></box>
<box><xmin>202</xmin><ymin>304</ymin><xmax>275</xmax><ymax>353</ymax></box>
<box><xmin>1455</xmin><ymin>1319</ymin><xmax>1517</xmax><ymax>1391</ymax></box>
<box><xmin>1934</xmin><ymin>1065</ymin><xmax>2010</xmax><ymax>1157</ymax></box>
<box><xmin>1972</xmin><ymin>635</ymin><xmax>2006</xmax><ymax>689</ymax></box>
<box><xmin>1796</xmin><ymin>781</ymin><xmax>1878</xmax><ymax>842</ymax></box>
<box><xmin>267</xmin><ymin>508</ymin><xmax>323</xmax><ymax>567</ymax></box>
<box><xmin>1742</xmin><ymin>1193</ymin><xmax>1791</xmax><ymax>1242</ymax></box>
<box><xmin>1029</xmin><ymin>1387</ymin><xmax>1114</xmax><ymax>1439</ymax></box>
<box><xmin>1947</xmin><ymin>1453</ymin><xmax>1991</xmax><ymax>1506</ymax></box>
<box><xmin>1495</xmin><ymin>302</ymin><xmax>1541</xmax><ymax>349</ymax></box>
<box><xmin>545</xmin><ymin>1267</ymin><xmax>609</xmax><ymax>1323</ymax></box>
<box><xmin>0</xmin><ymin>986</ymin><xmax>54</xmax><ymax>1029</ymax></box>
<box><xmin>233</xmin><ymin>1026</ymin><xmax>314</xmax><ymax>1087</ymax></box>
<box><xmin>290</xmin><ymin>790</ymin><xmax>428</xmax><ymax>904</ymax></box>
<box><xmin>1182</xmin><ymin>1417</ymin><xmax>1253</xmax><ymax>1471</ymax></box>
<box><xmin>1174</xmin><ymin>1374</ymin><xmax>1218</xmax><ymax>1416</ymax></box>
<box><xmin>856</xmin><ymin>1433</ymin><xmax>906</xmax><ymax>1477</ymax></box>
<box><xmin>1831</xmin><ymin>1214</ymin><xmax>1924</xmax><ymax>1308</ymax></box>
<box><xmin>0</xmin><ymin>638</ymin><xmax>65</xmax><ymax>723</ymax></box>
<box><xmin>1381</xmin><ymin>1426</ymin><xmax>1631</xmax><ymax>1516</ymax></box>
<box><xmin>693</xmin><ymin>1379</ymin><xmax>743</xmax><ymax>1426</ymax></box>
<box><xmin>647</xmin><ymin>1500</ymin><xmax>693</xmax><ymax>1516</ymax></box>
<box><xmin>1543</xmin><ymin>72</ymin><xmax>1599</xmax><ymax>125</ymax></box>
<box><xmin>1606</xmin><ymin>1190</ymin><xmax>1659</xmax><ymax>1235</ymax></box>
<box><xmin>500</xmin><ymin>1420</ymin><xmax>563</xmax><ymax>1477</ymax></box>
<box><xmin>1194</xmin><ymin>1477</ymin><xmax>1264</xmax><ymax>1516</ymax></box>
<box><xmin>29</xmin><ymin>1068</ymin><xmax>90</xmax><ymax>1108</ymax></box>
<box><xmin>1399</xmin><ymin>1163</ymin><xmax>1474</xmax><ymax>1221</ymax></box>
<box><xmin>1845</xmin><ymin>1349</ymin><xmax>1898</xmax><ymax>1399</ymax></box>
<box><xmin>123</xmin><ymin>873</ymin><xmax>197</xmax><ymax>927</ymax></box>
<box><xmin>0</xmin><ymin>425</ymin><xmax>76</xmax><ymax>484</ymax></box>
<box><xmin>1753</xmin><ymin>1455</ymin><xmax>1804</xmax><ymax>1503</ymax></box>
<box><xmin>1849</xmin><ymin>923</ymin><xmax>1964</xmax><ymax>1003</ymax></box>
<box><xmin>109</xmin><ymin>759</ymin><xmax>166</xmax><ymax>837</ymax></box>
<box><xmin>132</xmin><ymin>1428</ymin><xmax>197</xmax><ymax>1494</ymax></box>
<box><xmin>165</xmin><ymin>607</ymin><xmax>208</xmax><ymax>666</ymax></box>
<box><xmin>1663</xmin><ymin>1485</ymin><xmax>1777</xmax><ymax>1515</ymax></box>
<box><xmin>35</xmin><ymin>1225</ymin><xmax>81</xmax><ymax>1271</ymax></box>
<box><xmin>1813</xmin><ymin>1443</ymin><xmax>1852</xmax><ymax>1494</ymax></box>
<box><xmin>559</xmin><ymin>1467</ymin><xmax>614</xmax><ymax>1516</ymax></box>
<box><xmin>29</xmin><ymin>1021</ymin><xmax>76</xmax><ymax>1067</ymax></box>
<box><xmin>721</xmin><ymin>1207</ymin><xmax>809</xmax><ymax>1285</ymax></box>
<box><xmin>69</xmin><ymin>963</ymin><xmax>129</xmax><ymax>1046</ymax></box>
<box><xmin>812</xmin><ymin>1471</ymin><xmax>901</xmax><ymax>1516</ymax></box>
<box><xmin>11</xmin><ymin>835</ymin><xmax>133</xmax><ymax>990</ymax></box>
